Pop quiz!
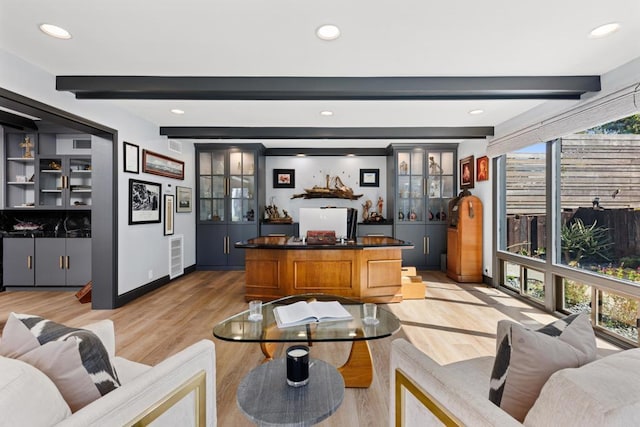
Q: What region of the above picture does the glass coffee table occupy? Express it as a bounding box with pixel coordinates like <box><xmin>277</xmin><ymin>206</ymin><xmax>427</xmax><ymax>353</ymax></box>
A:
<box><xmin>213</xmin><ymin>294</ymin><xmax>401</xmax><ymax>388</ymax></box>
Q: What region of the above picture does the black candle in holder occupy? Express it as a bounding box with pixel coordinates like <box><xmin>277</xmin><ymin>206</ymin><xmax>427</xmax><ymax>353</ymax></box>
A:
<box><xmin>286</xmin><ymin>345</ymin><xmax>309</xmax><ymax>387</ymax></box>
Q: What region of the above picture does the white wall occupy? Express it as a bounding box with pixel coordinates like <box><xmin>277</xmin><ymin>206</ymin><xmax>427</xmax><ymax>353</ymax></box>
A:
<box><xmin>0</xmin><ymin>49</ymin><xmax>197</xmax><ymax>295</ymax></box>
<box><xmin>457</xmin><ymin>139</ymin><xmax>493</xmax><ymax>278</ymax></box>
<box><xmin>265</xmin><ymin>156</ymin><xmax>388</xmax><ymax>224</ymax></box>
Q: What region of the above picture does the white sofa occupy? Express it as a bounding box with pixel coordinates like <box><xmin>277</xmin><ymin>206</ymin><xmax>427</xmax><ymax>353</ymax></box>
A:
<box><xmin>390</xmin><ymin>338</ymin><xmax>640</xmax><ymax>426</ymax></box>
<box><xmin>0</xmin><ymin>319</ymin><xmax>216</xmax><ymax>427</ymax></box>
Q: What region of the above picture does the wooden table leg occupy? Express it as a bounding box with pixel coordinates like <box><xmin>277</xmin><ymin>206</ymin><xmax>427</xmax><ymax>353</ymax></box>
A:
<box><xmin>337</xmin><ymin>340</ymin><xmax>373</xmax><ymax>388</ymax></box>
<box><xmin>260</xmin><ymin>342</ymin><xmax>278</xmax><ymax>361</ymax></box>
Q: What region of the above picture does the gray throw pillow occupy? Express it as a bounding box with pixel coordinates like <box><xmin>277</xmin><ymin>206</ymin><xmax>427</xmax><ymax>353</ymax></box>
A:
<box><xmin>488</xmin><ymin>313</ymin><xmax>596</xmax><ymax>421</ymax></box>
<box><xmin>0</xmin><ymin>312</ymin><xmax>120</xmax><ymax>412</ymax></box>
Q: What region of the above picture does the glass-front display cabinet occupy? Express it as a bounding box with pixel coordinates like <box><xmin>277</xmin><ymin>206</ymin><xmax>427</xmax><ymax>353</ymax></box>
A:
<box><xmin>196</xmin><ymin>145</ymin><xmax>263</xmax><ymax>269</ymax></box>
<box><xmin>392</xmin><ymin>145</ymin><xmax>457</xmax><ymax>269</ymax></box>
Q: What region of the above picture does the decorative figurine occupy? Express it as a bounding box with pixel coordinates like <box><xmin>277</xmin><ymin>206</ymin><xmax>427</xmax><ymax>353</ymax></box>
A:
<box><xmin>362</xmin><ymin>199</ymin><xmax>372</xmax><ymax>221</ymax></box>
<box><xmin>399</xmin><ymin>160</ymin><xmax>408</xmax><ymax>175</ymax></box>
<box><xmin>377</xmin><ymin>197</ymin><xmax>384</xmax><ymax>215</ymax></box>
<box><xmin>409</xmin><ymin>209</ymin><xmax>417</xmax><ymax>221</ymax></box>
<box><xmin>20</xmin><ymin>136</ymin><xmax>34</xmax><ymax>159</ymax></box>
<box><xmin>398</xmin><ymin>210</ymin><xmax>404</xmax><ymax>221</ymax></box>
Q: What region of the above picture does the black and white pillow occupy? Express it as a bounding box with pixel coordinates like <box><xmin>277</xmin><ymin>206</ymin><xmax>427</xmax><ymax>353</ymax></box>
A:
<box><xmin>0</xmin><ymin>313</ymin><xmax>120</xmax><ymax>411</ymax></box>
<box><xmin>488</xmin><ymin>313</ymin><xmax>596</xmax><ymax>421</ymax></box>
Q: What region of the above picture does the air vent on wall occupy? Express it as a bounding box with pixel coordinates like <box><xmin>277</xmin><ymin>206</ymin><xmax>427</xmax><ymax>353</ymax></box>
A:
<box><xmin>168</xmin><ymin>139</ymin><xmax>182</xmax><ymax>154</ymax></box>
<box><xmin>73</xmin><ymin>139</ymin><xmax>91</xmax><ymax>149</ymax></box>
<box><xmin>169</xmin><ymin>235</ymin><xmax>184</xmax><ymax>279</ymax></box>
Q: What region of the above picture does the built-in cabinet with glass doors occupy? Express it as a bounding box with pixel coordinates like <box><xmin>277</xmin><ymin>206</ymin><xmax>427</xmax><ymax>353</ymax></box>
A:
<box><xmin>196</xmin><ymin>145</ymin><xmax>264</xmax><ymax>269</ymax></box>
<box><xmin>391</xmin><ymin>145</ymin><xmax>456</xmax><ymax>269</ymax></box>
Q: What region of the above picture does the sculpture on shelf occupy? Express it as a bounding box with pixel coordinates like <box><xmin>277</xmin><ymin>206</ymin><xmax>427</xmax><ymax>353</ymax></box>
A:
<box><xmin>362</xmin><ymin>200</ymin><xmax>372</xmax><ymax>221</ymax></box>
<box><xmin>20</xmin><ymin>136</ymin><xmax>34</xmax><ymax>159</ymax></box>
<box><xmin>362</xmin><ymin>198</ymin><xmax>386</xmax><ymax>223</ymax></box>
<box><xmin>264</xmin><ymin>200</ymin><xmax>292</xmax><ymax>223</ymax></box>
<box><xmin>291</xmin><ymin>174</ymin><xmax>362</xmax><ymax>200</ymax></box>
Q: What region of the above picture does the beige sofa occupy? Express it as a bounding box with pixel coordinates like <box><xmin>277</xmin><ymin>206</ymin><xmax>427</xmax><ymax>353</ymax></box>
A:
<box><xmin>0</xmin><ymin>320</ymin><xmax>216</xmax><ymax>427</ymax></box>
<box><xmin>390</xmin><ymin>338</ymin><xmax>640</xmax><ymax>426</ymax></box>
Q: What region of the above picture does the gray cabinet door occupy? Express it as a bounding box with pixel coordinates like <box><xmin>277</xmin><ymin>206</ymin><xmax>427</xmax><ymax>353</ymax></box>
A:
<box><xmin>228</xmin><ymin>224</ymin><xmax>258</xmax><ymax>267</ymax></box>
<box><xmin>357</xmin><ymin>224</ymin><xmax>393</xmax><ymax>237</ymax></box>
<box><xmin>35</xmin><ymin>238</ymin><xmax>66</xmax><ymax>286</ymax></box>
<box><xmin>3</xmin><ymin>239</ymin><xmax>34</xmax><ymax>286</ymax></box>
<box><xmin>425</xmin><ymin>224</ymin><xmax>447</xmax><ymax>269</ymax></box>
<box><xmin>395</xmin><ymin>224</ymin><xmax>427</xmax><ymax>268</ymax></box>
<box><xmin>196</xmin><ymin>224</ymin><xmax>227</xmax><ymax>268</ymax></box>
<box><xmin>260</xmin><ymin>223</ymin><xmax>299</xmax><ymax>237</ymax></box>
<box><xmin>66</xmin><ymin>238</ymin><xmax>91</xmax><ymax>287</ymax></box>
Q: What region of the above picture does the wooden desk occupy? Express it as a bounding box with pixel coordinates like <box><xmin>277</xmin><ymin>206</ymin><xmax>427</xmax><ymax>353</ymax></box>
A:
<box><xmin>236</xmin><ymin>236</ymin><xmax>413</xmax><ymax>303</ymax></box>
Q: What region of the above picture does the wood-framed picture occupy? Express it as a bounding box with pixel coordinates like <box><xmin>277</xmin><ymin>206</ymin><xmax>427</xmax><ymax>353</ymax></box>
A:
<box><xmin>175</xmin><ymin>186</ymin><xmax>192</xmax><ymax>213</ymax></box>
<box><xmin>476</xmin><ymin>156</ymin><xmax>489</xmax><ymax>182</ymax></box>
<box><xmin>164</xmin><ymin>194</ymin><xmax>175</xmax><ymax>235</ymax></box>
<box><xmin>273</xmin><ymin>169</ymin><xmax>295</xmax><ymax>188</ymax></box>
<box><xmin>123</xmin><ymin>141</ymin><xmax>139</xmax><ymax>173</ymax></box>
<box><xmin>129</xmin><ymin>178</ymin><xmax>162</xmax><ymax>225</ymax></box>
<box><xmin>460</xmin><ymin>155</ymin><xmax>475</xmax><ymax>190</ymax></box>
<box><xmin>359</xmin><ymin>168</ymin><xmax>380</xmax><ymax>187</ymax></box>
<box><xmin>142</xmin><ymin>149</ymin><xmax>184</xmax><ymax>180</ymax></box>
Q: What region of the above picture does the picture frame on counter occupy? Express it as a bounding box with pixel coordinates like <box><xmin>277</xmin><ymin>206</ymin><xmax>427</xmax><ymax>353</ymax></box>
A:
<box><xmin>129</xmin><ymin>178</ymin><xmax>161</xmax><ymax>225</ymax></box>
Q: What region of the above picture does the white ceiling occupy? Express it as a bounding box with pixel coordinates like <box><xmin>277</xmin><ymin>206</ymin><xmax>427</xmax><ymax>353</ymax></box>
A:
<box><xmin>1</xmin><ymin>0</ymin><xmax>639</xmax><ymax>147</ymax></box>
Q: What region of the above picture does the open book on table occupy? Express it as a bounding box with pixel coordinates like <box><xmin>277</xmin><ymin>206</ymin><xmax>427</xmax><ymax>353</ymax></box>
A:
<box><xmin>273</xmin><ymin>300</ymin><xmax>353</xmax><ymax>328</ymax></box>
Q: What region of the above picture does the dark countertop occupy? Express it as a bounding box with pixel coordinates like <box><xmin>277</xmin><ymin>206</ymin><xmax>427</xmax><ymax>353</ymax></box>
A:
<box><xmin>1</xmin><ymin>230</ymin><xmax>91</xmax><ymax>238</ymax></box>
<box><xmin>235</xmin><ymin>235</ymin><xmax>413</xmax><ymax>249</ymax></box>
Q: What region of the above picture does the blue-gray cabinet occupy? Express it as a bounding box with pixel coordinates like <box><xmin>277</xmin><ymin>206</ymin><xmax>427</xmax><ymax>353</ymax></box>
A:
<box><xmin>2</xmin><ymin>238</ymin><xmax>91</xmax><ymax>287</ymax></box>
<box><xmin>195</xmin><ymin>144</ymin><xmax>264</xmax><ymax>269</ymax></box>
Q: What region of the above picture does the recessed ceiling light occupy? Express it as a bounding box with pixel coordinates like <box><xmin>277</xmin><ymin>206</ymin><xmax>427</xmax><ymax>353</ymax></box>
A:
<box><xmin>346</xmin><ymin>153</ymin><xmax>356</xmax><ymax>157</ymax></box>
<box><xmin>39</xmin><ymin>24</ymin><xmax>72</xmax><ymax>39</ymax></box>
<box><xmin>316</xmin><ymin>24</ymin><xmax>340</xmax><ymax>41</ymax></box>
<box><xmin>320</xmin><ymin>110</ymin><xmax>333</xmax><ymax>116</ymax></box>
<box><xmin>296</xmin><ymin>153</ymin><xmax>306</xmax><ymax>157</ymax></box>
<box><xmin>171</xmin><ymin>109</ymin><xmax>185</xmax><ymax>115</ymax></box>
<box><xmin>589</xmin><ymin>22</ymin><xmax>621</xmax><ymax>39</ymax></box>
<box><xmin>468</xmin><ymin>109</ymin><xmax>484</xmax><ymax>115</ymax></box>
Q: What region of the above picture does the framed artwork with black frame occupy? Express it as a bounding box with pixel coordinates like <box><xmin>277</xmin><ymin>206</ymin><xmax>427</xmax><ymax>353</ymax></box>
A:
<box><xmin>175</xmin><ymin>186</ymin><xmax>192</xmax><ymax>213</ymax></box>
<box><xmin>129</xmin><ymin>178</ymin><xmax>162</xmax><ymax>225</ymax></box>
<box><xmin>164</xmin><ymin>194</ymin><xmax>175</xmax><ymax>235</ymax></box>
<box><xmin>142</xmin><ymin>149</ymin><xmax>185</xmax><ymax>180</ymax></box>
<box><xmin>460</xmin><ymin>155</ymin><xmax>475</xmax><ymax>190</ymax></box>
<box><xmin>273</xmin><ymin>169</ymin><xmax>295</xmax><ymax>188</ymax></box>
<box><xmin>123</xmin><ymin>141</ymin><xmax>139</xmax><ymax>173</ymax></box>
<box><xmin>359</xmin><ymin>168</ymin><xmax>379</xmax><ymax>187</ymax></box>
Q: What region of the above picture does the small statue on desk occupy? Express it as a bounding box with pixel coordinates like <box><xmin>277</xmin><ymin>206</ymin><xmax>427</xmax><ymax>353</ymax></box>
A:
<box><xmin>20</xmin><ymin>136</ymin><xmax>34</xmax><ymax>159</ymax></box>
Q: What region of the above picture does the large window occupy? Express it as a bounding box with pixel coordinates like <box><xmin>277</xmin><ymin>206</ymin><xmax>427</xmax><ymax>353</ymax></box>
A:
<box><xmin>499</xmin><ymin>113</ymin><xmax>640</xmax><ymax>346</ymax></box>
<box><xmin>504</xmin><ymin>143</ymin><xmax>546</xmax><ymax>260</ymax></box>
<box><xmin>559</xmin><ymin>117</ymin><xmax>640</xmax><ymax>286</ymax></box>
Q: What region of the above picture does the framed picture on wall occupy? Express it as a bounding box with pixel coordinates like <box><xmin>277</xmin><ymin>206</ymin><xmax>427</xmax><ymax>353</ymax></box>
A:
<box><xmin>164</xmin><ymin>194</ymin><xmax>175</xmax><ymax>235</ymax></box>
<box><xmin>460</xmin><ymin>155</ymin><xmax>475</xmax><ymax>189</ymax></box>
<box><xmin>273</xmin><ymin>169</ymin><xmax>295</xmax><ymax>188</ymax></box>
<box><xmin>175</xmin><ymin>186</ymin><xmax>192</xmax><ymax>212</ymax></box>
<box><xmin>129</xmin><ymin>178</ymin><xmax>162</xmax><ymax>225</ymax></box>
<box><xmin>359</xmin><ymin>169</ymin><xmax>380</xmax><ymax>187</ymax></box>
<box><xmin>142</xmin><ymin>149</ymin><xmax>184</xmax><ymax>180</ymax></box>
<box><xmin>477</xmin><ymin>156</ymin><xmax>489</xmax><ymax>181</ymax></box>
<box><xmin>123</xmin><ymin>141</ymin><xmax>139</xmax><ymax>173</ymax></box>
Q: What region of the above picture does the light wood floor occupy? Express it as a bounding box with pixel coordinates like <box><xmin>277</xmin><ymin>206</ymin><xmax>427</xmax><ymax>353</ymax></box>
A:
<box><xmin>0</xmin><ymin>271</ymin><xmax>619</xmax><ymax>426</ymax></box>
